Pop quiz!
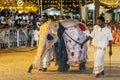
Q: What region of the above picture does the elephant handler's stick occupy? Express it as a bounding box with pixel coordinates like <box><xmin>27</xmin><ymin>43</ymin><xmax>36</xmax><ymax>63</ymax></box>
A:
<box><xmin>109</xmin><ymin>56</ymin><xmax>111</xmax><ymax>75</ymax></box>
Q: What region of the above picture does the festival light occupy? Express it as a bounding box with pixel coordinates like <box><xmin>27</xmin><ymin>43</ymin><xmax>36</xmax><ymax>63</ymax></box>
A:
<box><xmin>99</xmin><ymin>0</ymin><xmax>120</xmax><ymax>6</ymax></box>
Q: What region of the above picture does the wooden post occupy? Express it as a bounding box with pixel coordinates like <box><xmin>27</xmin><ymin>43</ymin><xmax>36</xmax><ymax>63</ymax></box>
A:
<box><xmin>2</xmin><ymin>0</ymin><xmax>4</xmax><ymax>9</ymax></box>
<box><xmin>17</xmin><ymin>29</ymin><xmax>19</xmax><ymax>47</ymax></box>
<box><xmin>40</xmin><ymin>0</ymin><xmax>42</xmax><ymax>17</ymax></box>
<box><xmin>112</xmin><ymin>12</ymin><xmax>115</xmax><ymax>22</ymax></box>
<box><xmin>94</xmin><ymin>0</ymin><xmax>100</xmax><ymax>24</ymax></box>
<box><xmin>79</xmin><ymin>0</ymin><xmax>81</xmax><ymax>21</ymax></box>
<box><xmin>60</xmin><ymin>0</ymin><xmax>63</xmax><ymax>19</ymax></box>
<box><xmin>85</xmin><ymin>7</ymin><xmax>88</xmax><ymax>23</ymax></box>
<box><xmin>12</xmin><ymin>0</ymin><xmax>15</xmax><ymax>31</ymax></box>
<box><xmin>38</xmin><ymin>0</ymin><xmax>40</xmax><ymax>15</ymax></box>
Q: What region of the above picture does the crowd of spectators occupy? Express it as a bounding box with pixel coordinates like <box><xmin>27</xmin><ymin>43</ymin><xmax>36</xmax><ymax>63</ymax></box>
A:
<box><xmin>0</xmin><ymin>9</ymin><xmax>120</xmax><ymax>49</ymax></box>
<box><xmin>0</xmin><ymin>9</ymin><xmax>41</xmax><ymax>48</ymax></box>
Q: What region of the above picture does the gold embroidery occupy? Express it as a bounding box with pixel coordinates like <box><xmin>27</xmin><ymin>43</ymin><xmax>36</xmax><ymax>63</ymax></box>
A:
<box><xmin>94</xmin><ymin>46</ymin><xmax>106</xmax><ymax>51</ymax></box>
<box><xmin>94</xmin><ymin>66</ymin><xmax>103</xmax><ymax>71</ymax></box>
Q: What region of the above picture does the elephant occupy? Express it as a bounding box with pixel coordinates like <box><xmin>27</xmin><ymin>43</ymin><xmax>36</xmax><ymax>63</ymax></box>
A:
<box><xmin>28</xmin><ymin>19</ymin><xmax>89</xmax><ymax>73</ymax></box>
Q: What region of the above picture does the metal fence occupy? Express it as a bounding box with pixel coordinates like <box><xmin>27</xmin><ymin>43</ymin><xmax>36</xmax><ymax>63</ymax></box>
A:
<box><xmin>0</xmin><ymin>28</ymin><xmax>33</xmax><ymax>49</ymax></box>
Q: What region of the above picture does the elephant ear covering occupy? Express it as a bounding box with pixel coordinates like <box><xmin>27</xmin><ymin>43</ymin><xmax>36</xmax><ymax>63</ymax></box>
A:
<box><xmin>47</xmin><ymin>34</ymin><xmax>54</xmax><ymax>40</ymax></box>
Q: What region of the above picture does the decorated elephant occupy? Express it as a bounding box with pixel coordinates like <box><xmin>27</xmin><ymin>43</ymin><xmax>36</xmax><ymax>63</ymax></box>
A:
<box><xmin>28</xmin><ymin>19</ymin><xmax>89</xmax><ymax>73</ymax></box>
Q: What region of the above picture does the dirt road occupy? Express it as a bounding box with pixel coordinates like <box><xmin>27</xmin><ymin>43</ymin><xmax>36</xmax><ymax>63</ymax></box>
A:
<box><xmin>0</xmin><ymin>43</ymin><xmax>120</xmax><ymax>80</ymax></box>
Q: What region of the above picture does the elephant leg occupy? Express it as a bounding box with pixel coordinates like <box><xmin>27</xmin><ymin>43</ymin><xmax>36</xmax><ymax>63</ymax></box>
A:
<box><xmin>57</xmin><ymin>59</ymin><xmax>69</xmax><ymax>72</ymax></box>
<box><xmin>79</xmin><ymin>62</ymin><xmax>86</xmax><ymax>71</ymax></box>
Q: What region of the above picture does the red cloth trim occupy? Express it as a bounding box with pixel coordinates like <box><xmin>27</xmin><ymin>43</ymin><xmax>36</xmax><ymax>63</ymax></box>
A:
<box><xmin>79</xmin><ymin>23</ymin><xmax>86</xmax><ymax>31</ymax></box>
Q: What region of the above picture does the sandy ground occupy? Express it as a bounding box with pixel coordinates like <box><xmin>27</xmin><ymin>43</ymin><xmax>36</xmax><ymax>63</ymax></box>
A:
<box><xmin>0</xmin><ymin>43</ymin><xmax>120</xmax><ymax>80</ymax></box>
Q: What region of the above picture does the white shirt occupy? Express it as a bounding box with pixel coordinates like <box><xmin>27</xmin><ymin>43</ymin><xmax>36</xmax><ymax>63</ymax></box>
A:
<box><xmin>33</xmin><ymin>30</ymin><xmax>39</xmax><ymax>41</ymax></box>
<box><xmin>22</xmin><ymin>16</ymin><xmax>26</xmax><ymax>20</ymax></box>
<box><xmin>15</xmin><ymin>15</ymin><xmax>19</xmax><ymax>20</ymax></box>
<box><xmin>25</xmin><ymin>15</ymin><xmax>29</xmax><ymax>20</ymax></box>
<box><xmin>90</xmin><ymin>25</ymin><xmax>113</xmax><ymax>48</ymax></box>
<box><xmin>0</xmin><ymin>16</ymin><xmax>4</xmax><ymax>21</ymax></box>
<box><xmin>30</xmin><ymin>15</ymin><xmax>34</xmax><ymax>20</ymax></box>
<box><xmin>36</xmin><ymin>21</ymin><xmax>41</xmax><ymax>28</ymax></box>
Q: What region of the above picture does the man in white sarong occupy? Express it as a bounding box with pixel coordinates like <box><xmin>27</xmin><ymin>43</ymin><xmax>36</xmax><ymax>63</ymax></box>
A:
<box><xmin>61</xmin><ymin>19</ymin><xmax>88</xmax><ymax>71</ymax></box>
<box><xmin>81</xmin><ymin>16</ymin><xmax>113</xmax><ymax>78</ymax></box>
<box><xmin>28</xmin><ymin>16</ymin><xmax>58</xmax><ymax>73</ymax></box>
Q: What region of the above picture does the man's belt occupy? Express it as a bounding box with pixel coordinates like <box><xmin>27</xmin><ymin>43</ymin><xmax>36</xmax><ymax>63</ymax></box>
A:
<box><xmin>94</xmin><ymin>46</ymin><xmax>106</xmax><ymax>51</ymax></box>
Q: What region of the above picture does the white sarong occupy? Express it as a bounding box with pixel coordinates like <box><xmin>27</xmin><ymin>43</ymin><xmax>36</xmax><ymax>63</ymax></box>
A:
<box><xmin>93</xmin><ymin>47</ymin><xmax>105</xmax><ymax>74</ymax></box>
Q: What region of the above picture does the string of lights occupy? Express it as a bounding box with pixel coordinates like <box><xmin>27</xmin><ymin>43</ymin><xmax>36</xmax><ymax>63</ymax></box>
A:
<box><xmin>2</xmin><ymin>0</ymin><xmax>119</xmax><ymax>12</ymax></box>
<box><xmin>99</xmin><ymin>0</ymin><xmax>120</xmax><ymax>6</ymax></box>
<box><xmin>99</xmin><ymin>0</ymin><xmax>120</xmax><ymax>8</ymax></box>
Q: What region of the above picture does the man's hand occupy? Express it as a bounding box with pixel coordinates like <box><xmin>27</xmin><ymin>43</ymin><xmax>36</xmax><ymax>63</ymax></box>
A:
<box><xmin>80</xmin><ymin>36</ymin><xmax>92</xmax><ymax>49</ymax></box>
<box><xmin>109</xmin><ymin>50</ymin><xmax>112</xmax><ymax>56</ymax></box>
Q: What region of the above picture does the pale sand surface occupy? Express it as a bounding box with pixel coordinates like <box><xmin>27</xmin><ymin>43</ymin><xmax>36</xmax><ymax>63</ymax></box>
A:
<box><xmin>0</xmin><ymin>43</ymin><xmax>120</xmax><ymax>80</ymax></box>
